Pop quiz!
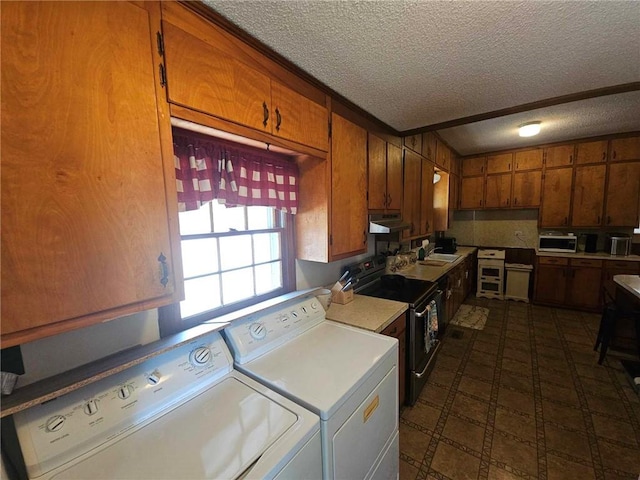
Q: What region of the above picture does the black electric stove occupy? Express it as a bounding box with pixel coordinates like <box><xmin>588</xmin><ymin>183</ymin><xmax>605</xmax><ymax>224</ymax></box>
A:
<box><xmin>357</xmin><ymin>274</ymin><xmax>438</xmax><ymax>307</ymax></box>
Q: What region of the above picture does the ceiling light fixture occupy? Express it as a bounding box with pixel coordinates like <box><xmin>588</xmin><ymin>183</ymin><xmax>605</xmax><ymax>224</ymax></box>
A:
<box><xmin>519</xmin><ymin>121</ymin><xmax>541</xmax><ymax>137</ymax></box>
<box><xmin>433</xmin><ymin>171</ymin><xmax>441</xmax><ymax>184</ymax></box>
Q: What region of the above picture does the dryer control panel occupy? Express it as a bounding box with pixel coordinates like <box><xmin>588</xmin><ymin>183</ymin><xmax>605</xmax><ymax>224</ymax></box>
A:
<box><xmin>14</xmin><ymin>332</ymin><xmax>233</xmax><ymax>479</ymax></box>
<box><xmin>223</xmin><ymin>297</ymin><xmax>325</xmax><ymax>364</ymax></box>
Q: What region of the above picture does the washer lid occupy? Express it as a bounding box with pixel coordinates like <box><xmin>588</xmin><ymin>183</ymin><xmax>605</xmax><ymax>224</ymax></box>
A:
<box><xmin>234</xmin><ymin>321</ymin><xmax>397</xmax><ymax>420</ymax></box>
<box><xmin>49</xmin><ymin>376</ymin><xmax>298</xmax><ymax>480</ymax></box>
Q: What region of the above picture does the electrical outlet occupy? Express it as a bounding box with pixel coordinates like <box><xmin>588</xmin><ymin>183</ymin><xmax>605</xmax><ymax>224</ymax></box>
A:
<box><xmin>515</xmin><ymin>230</ymin><xmax>524</xmax><ymax>236</ymax></box>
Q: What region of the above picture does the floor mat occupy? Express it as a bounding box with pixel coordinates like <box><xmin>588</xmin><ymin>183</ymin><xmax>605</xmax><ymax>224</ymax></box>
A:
<box><xmin>449</xmin><ymin>304</ymin><xmax>489</xmax><ymax>330</ymax></box>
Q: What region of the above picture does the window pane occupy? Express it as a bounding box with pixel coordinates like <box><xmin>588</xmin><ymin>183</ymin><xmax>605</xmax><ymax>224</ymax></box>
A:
<box><xmin>255</xmin><ymin>262</ymin><xmax>282</xmax><ymax>295</ymax></box>
<box><xmin>179</xmin><ymin>205</ymin><xmax>212</xmax><ymax>235</ymax></box>
<box><xmin>181</xmin><ymin>238</ymin><xmax>218</xmax><ymax>278</ymax></box>
<box><xmin>222</xmin><ymin>268</ymin><xmax>254</xmax><ymax>304</ymax></box>
<box><xmin>220</xmin><ymin>235</ymin><xmax>253</xmax><ymax>270</ymax></box>
<box><xmin>253</xmin><ymin>233</ymin><xmax>281</xmax><ymax>263</ymax></box>
<box><xmin>180</xmin><ymin>275</ymin><xmax>221</xmax><ymax>318</ymax></box>
<box><xmin>247</xmin><ymin>206</ymin><xmax>276</xmax><ymax>230</ymax></box>
<box><xmin>212</xmin><ymin>202</ymin><xmax>246</xmax><ymax>233</ymax></box>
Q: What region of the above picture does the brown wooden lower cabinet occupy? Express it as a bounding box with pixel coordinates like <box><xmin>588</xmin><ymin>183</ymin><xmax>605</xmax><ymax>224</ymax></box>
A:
<box><xmin>534</xmin><ymin>256</ymin><xmax>614</xmax><ymax>311</ymax></box>
<box><xmin>381</xmin><ymin>313</ymin><xmax>406</xmax><ymax>407</ymax></box>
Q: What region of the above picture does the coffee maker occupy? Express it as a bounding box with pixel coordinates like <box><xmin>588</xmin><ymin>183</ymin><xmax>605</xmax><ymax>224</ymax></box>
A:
<box><xmin>580</xmin><ymin>233</ymin><xmax>598</xmax><ymax>253</ymax></box>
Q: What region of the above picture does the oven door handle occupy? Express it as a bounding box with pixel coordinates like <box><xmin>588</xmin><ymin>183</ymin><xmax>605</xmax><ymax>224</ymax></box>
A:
<box><xmin>414</xmin><ymin>290</ymin><xmax>441</xmax><ymax>318</ymax></box>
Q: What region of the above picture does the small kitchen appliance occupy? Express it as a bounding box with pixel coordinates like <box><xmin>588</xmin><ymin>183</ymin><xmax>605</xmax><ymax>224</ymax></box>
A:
<box><xmin>538</xmin><ymin>233</ymin><xmax>578</xmax><ymax>253</ymax></box>
<box><xmin>223</xmin><ymin>294</ymin><xmax>399</xmax><ymax>480</ymax></box>
<box><xmin>435</xmin><ymin>236</ymin><xmax>457</xmax><ymax>254</ymax></box>
<box><xmin>345</xmin><ymin>255</ymin><xmax>444</xmax><ymax>406</ymax></box>
<box><xmin>582</xmin><ymin>233</ymin><xmax>598</xmax><ymax>253</ymax></box>
<box><xmin>606</xmin><ymin>233</ymin><xmax>631</xmax><ymax>256</ymax></box>
<box><xmin>11</xmin><ymin>331</ymin><xmax>322</xmax><ymax>480</ymax></box>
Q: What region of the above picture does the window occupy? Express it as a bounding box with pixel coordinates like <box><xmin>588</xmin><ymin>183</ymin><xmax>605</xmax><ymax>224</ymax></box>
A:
<box><xmin>159</xmin><ymin>202</ymin><xmax>295</xmax><ymax>335</ymax></box>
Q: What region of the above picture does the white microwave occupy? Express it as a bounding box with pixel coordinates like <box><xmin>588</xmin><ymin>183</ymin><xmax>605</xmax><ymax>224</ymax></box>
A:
<box><xmin>538</xmin><ymin>234</ymin><xmax>578</xmax><ymax>253</ymax></box>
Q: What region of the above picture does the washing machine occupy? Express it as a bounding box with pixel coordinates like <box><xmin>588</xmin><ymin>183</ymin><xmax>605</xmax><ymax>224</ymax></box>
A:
<box><xmin>11</xmin><ymin>331</ymin><xmax>321</xmax><ymax>480</ymax></box>
<box><xmin>223</xmin><ymin>295</ymin><xmax>399</xmax><ymax>480</ymax></box>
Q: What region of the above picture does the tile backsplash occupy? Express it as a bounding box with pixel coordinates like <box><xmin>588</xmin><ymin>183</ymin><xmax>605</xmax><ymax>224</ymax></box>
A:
<box><xmin>447</xmin><ymin>209</ymin><xmax>540</xmax><ymax>248</ymax></box>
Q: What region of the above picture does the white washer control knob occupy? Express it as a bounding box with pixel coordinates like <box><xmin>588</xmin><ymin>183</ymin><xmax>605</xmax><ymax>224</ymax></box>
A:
<box><xmin>310</xmin><ymin>301</ymin><xmax>318</xmax><ymax>309</ymax></box>
<box><xmin>249</xmin><ymin>323</ymin><xmax>267</xmax><ymax>340</ymax></box>
<box><xmin>83</xmin><ymin>400</ymin><xmax>99</xmax><ymax>416</ymax></box>
<box><xmin>146</xmin><ymin>371</ymin><xmax>161</xmax><ymax>386</ymax></box>
<box><xmin>117</xmin><ymin>385</ymin><xmax>133</xmax><ymax>400</ymax></box>
<box><xmin>46</xmin><ymin>415</ymin><xmax>66</xmax><ymax>433</ymax></box>
<box><xmin>190</xmin><ymin>347</ymin><xmax>212</xmax><ymax>367</ymax></box>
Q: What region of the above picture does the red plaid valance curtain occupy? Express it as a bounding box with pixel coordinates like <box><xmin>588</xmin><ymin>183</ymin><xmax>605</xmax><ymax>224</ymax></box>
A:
<box><xmin>173</xmin><ymin>130</ymin><xmax>299</xmax><ymax>214</ymax></box>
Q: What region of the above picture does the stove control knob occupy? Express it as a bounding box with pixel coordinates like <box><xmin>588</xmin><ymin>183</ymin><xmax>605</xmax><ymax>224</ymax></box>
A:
<box><xmin>146</xmin><ymin>371</ymin><xmax>161</xmax><ymax>386</ymax></box>
<box><xmin>83</xmin><ymin>400</ymin><xmax>99</xmax><ymax>416</ymax></box>
<box><xmin>117</xmin><ymin>385</ymin><xmax>133</xmax><ymax>400</ymax></box>
<box><xmin>190</xmin><ymin>347</ymin><xmax>212</xmax><ymax>367</ymax></box>
<box><xmin>310</xmin><ymin>301</ymin><xmax>318</xmax><ymax>310</ymax></box>
<box><xmin>45</xmin><ymin>415</ymin><xmax>66</xmax><ymax>433</ymax></box>
<box><xmin>249</xmin><ymin>323</ymin><xmax>267</xmax><ymax>340</ymax></box>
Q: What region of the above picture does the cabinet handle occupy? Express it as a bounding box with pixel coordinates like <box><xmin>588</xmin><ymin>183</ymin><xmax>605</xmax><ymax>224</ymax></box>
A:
<box><xmin>382</xmin><ymin>192</ymin><xmax>387</xmax><ymax>206</ymax></box>
<box><xmin>481</xmin><ymin>166</ymin><xmax>484</xmax><ymax>173</ymax></box>
<box><xmin>563</xmin><ymin>216</ymin><xmax>568</xmax><ymax>225</ymax></box>
<box><xmin>156</xmin><ymin>31</ymin><xmax>164</xmax><ymax>56</ymax></box>
<box><xmin>569</xmin><ymin>154</ymin><xmax>573</xmax><ymax>164</ymax></box>
<box><xmin>411</xmin><ymin>137</ymin><xmax>416</xmax><ymax>147</ymax></box>
<box><xmin>363</xmin><ymin>230</ymin><xmax>367</xmax><ymax>245</ymax></box>
<box><xmin>275</xmin><ymin>108</ymin><xmax>282</xmax><ymax>131</ymax></box>
<box><xmin>597</xmin><ymin>215</ymin><xmax>601</xmax><ymax>224</ymax></box>
<box><xmin>262</xmin><ymin>102</ymin><xmax>269</xmax><ymax>128</ymax></box>
<box><xmin>158</xmin><ymin>64</ymin><xmax>166</xmax><ymax>88</ymax></box>
<box><xmin>158</xmin><ymin>253</ymin><xmax>169</xmax><ymax>288</ymax></box>
<box><xmin>602</xmin><ymin>152</ymin><xmax>606</xmax><ymax>161</ymax></box>
<box><xmin>607</xmin><ymin>215</ymin><xmax>611</xmax><ymax>224</ymax></box>
<box><xmin>613</xmin><ymin>150</ymin><xmax>617</xmax><ymax>159</ymax></box>
<box><xmin>506</xmin><ymin>198</ymin><xmax>510</xmax><ymax>206</ymax></box>
<box><xmin>508</xmin><ymin>163</ymin><xmax>511</xmax><ymax>170</ymax></box>
<box><xmin>388</xmin><ymin>193</ymin><xmax>392</xmax><ymax>206</ymax></box>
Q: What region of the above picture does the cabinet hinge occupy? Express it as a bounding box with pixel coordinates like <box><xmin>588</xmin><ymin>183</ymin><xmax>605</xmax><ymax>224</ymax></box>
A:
<box><xmin>328</xmin><ymin>120</ymin><xmax>332</xmax><ymax>138</ymax></box>
<box><xmin>159</xmin><ymin>63</ymin><xmax>167</xmax><ymax>88</ymax></box>
<box><xmin>156</xmin><ymin>31</ymin><xmax>165</xmax><ymax>56</ymax></box>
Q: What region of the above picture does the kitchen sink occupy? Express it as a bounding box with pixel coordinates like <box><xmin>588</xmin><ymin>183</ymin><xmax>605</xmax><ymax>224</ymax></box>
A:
<box><xmin>427</xmin><ymin>253</ymin><xmax>461</xmax><ymax>263</ymax></box>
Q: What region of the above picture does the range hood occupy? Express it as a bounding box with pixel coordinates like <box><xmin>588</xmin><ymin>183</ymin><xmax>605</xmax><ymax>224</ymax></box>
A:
<box><xmin>369</xmin><ymin>214</ymin><xmax>411</xmax><ymax>234</ymax></box>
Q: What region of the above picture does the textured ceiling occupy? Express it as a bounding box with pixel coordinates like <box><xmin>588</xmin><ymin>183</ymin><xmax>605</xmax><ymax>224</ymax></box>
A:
<box><xmin>203</xmin><ymin>0</ymin><xmax>640</xmax><ymax>154</ymax></box>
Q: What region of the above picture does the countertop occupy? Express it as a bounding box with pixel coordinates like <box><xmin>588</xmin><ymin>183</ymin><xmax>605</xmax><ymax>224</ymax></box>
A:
<box><xmin>325</xmin><ymin>295</ymin><xmax>408</xmax><ymax>333</ymax></box>
<box><xmin>536</xmin><ymin>250</ymin><xmax>640</xmax><ymax>262</ymax></box>
<box><xmin>614</xmin><ymin>275</ymin><xmax>640</xmax><ymax>300</ymax></box>
<box><xmin>399</xmin><ymin>246</ymin><xmax>478</xmax><ymax>282</ymax></box>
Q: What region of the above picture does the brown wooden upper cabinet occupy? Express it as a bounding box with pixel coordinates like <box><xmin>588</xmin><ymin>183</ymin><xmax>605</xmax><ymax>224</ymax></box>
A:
<box><xmin>604</xmin><ymin>161</ymin><xmax>640</xmax><ymax>227</ymax></box>
<box><xmin>435</xmin><ymin>139</ymin><xmax>451</xmax><ymax>171</ymax></box>
<box><xmin>575</xmin><ymin>140</ymin><xmax>607</xmax><ymax>164</ymax></box>
<box><xmin>462</xmin><ymin>156</ymin><xmax>485</xmax><ymax>177</ymax></box>
<box><xmin>486</xmin><ymin>153</ymin><xmax>513</xmax><ymax>174</ymax></box>
<box><xmin>513</xmin><ymin>170</ymin><xmax>542</xmax><ymax>207</ymax></box>
<box><xmin>420</xmin><ymin>160</ymin><xmax>435</xmax><ymax>236</ymax></box>
<box><xmin>404</xmin><ymin>134</ymin><xmax>422</xmax><ymax>155</ymax></box>
<box><xmin>514</xmin><ymin>149</ymin><xmax>543</xmax><ymax>171</ymax></box>
<box><xmin>402</xmin><ymin>150</ymin><xmax>422</xmax><ymax>239</ymax></box>
<box><xmin>162</xmin><ymin>15</ymin><xmax>328</xmax><ymax>152</ymax></box>
<box><xmin>368</xmin><ymin>134</ymin><xmax>402</xmax><ymax>211</ymax></box>
<box><xmin>485</xmin><ymin>173</ymin><xmax>512</xmax><ymax>208</ymax></box>
<box><xmin>610</xmin><ymin>136</ymin><xmax>640</xmax><ymax>162</ymax></box>
<box><xmin>330</xmin><ymin>114</ymin><xmax>368</xmax><ymax>259</ymax></box>
<box><xmin>544</xmin><ymin>144</ymin><xmax>575</xmax><ymax>167</ymax></box>
<box><xmin>422</xmin><ymin>132</ymin><xmax>437</xmax><ymax>162</ymax></box>
<box><xmin>1</xmin><ymin>1</ymin><xmax>182</xmax><ymax>347</ymax></box>
<box><xmin>459</xmin><ymin>176</ymin><xmax>485</xmax><ymax>209</ymax></box>
<box><xmin>539</xmin><ymin>167</ymin><xmax>573</xmax><ymax>227</ymax></box>
<box><xmin>571</xmin><ymin>164</ymin><xmax>606</xmax><ymax>227</ymax></box>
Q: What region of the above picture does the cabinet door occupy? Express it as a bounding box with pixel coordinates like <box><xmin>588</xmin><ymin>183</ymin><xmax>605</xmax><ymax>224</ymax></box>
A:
<box><xmin>462</xmin><ymin>157</ymin><xmax>486</xmax><ymax>176</ymax></box>
<box><xmin>367</xmin><ymin>134</ymin><xmax>387</xmax><ymax>210</ymax></box>
<box><xmin>485</xmin><ymin>174</ymin><xmax>512</xmax><ymax>208</ymax></box>
<box><xmin>331</xmin><ymin>114</ymin><xmax>367</xmax><ymax>259</ymax></box>
<box><xmin>271</xmin><ymin>81</ymin><xmax>328</xmax><ymax>151</ymax></box>
<box><xmin>575</xmin><ymin>140</ymin><xmax>607</xmax><ymax>165</ymax></box>
<box><xmin>540</xmin><ymin>167</ymin><xmax>573</xmax><ymax>227</ymax></box>
<box><xmin>513</xmin><ymin>170</ymin><xmax>542</xmax><ymax>207</ymax></box>
<box><xmin>386</xmin><ymin>143</ymin><xmax>403</xmax><ymax>211</ymax></box>
<box><xmin>610</xmin><ymin>136</ymin><xmax>640</xmax><ymax>162</ymax></box>
<box><xmin>534</xmin><ymin>265</ymin><xmax>567</xmax><ymax>305</ymax></box>
<box><xmin>514</xmin><ymin>149</ymin><xmax>543</xmax><ymax>171</ymax></box>
<box><xmin>604</xmin><ymin>161</ymin><xmax>640</xmax><ymax>227</ymax></box>
<box><xmin>381</xmin><ymin>314</ymin><xmax>406</xmax><ymax>407</ymax></box>
<box><xmin>572</xmin><ymin>164</ymin><xmax>606</xmax><ymax>227</ymax></box>
<box><xmin>436</xmin><ymin>140</ymin><xmax>451</xmax><ymax>170</ymax></box>
<box><xmin>544</xmin><ymin>145</ymin><xmax>575</xmax><ymax>168</ymax></box>
<box><xmin>402</xmin><ymin>150</ymin><xmax>422</xmax><ymax>239</ymax></box>
<box><xmin>163</xmin><ymin>21</ymin><xmax>271</xmax><ymax>132</ymax></box>
<box><xmin>486</xmin><ymin>153</ymin><xmax>513</xmax><ymax>174</ymax></box>
<box><xmin>602</xmin><ymin>262</ymin><xmax>640</xmax><ymax>302</ymax></box>
<box><xmin>422</xmin><ymin>132</ymin><xmax>437</xmax><ymax>161</ymax></box>
<box><xmin>460</xmin><ymin>176</ymin><xmax>485</xmax><ymax>209</ymax></box>
<box><xmin>567</xmin><ymin>266</ymin><xmax>602</xmax><ymax>310</ymax></box>
<box><xmin>1</xmin><ymin>1</ymin><xmax>180</xmax><ymax>344</ymax></box>
<box><xmin>420</xmin><ymin>161</ymin><xmax>435</xmax><ymax>235</ymax></box>
<box><xmin>404</xmin><ymin>134</ymin><xmax>422</xmax><ymax>154</ymax></box>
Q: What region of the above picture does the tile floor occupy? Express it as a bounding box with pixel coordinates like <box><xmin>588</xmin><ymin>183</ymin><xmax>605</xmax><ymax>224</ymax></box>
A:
<box><xmin>399</xmin><ymin>297</ymin><xmax>640</xmax><ymax>480</ymax></box>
